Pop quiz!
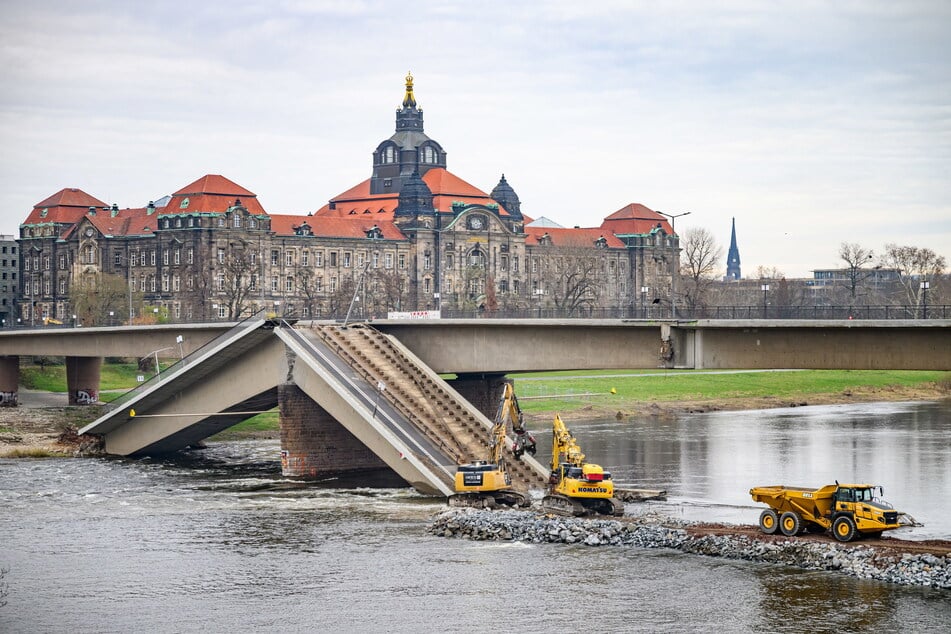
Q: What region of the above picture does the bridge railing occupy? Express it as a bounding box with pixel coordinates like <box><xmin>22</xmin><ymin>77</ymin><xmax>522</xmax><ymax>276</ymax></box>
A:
<box><xmin>102</xmin><ymin>309</ymin><xmax>269</xmax><ymax>413</ymax></box>
<box><xmin>433</xmin><ymin>305</ymin><xmax>950</xmax><ymax>321</ymax></box>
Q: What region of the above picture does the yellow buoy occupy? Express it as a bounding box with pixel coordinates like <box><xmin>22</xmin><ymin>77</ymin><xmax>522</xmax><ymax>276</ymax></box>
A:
<box><xmin>129</xmin><ymin>409</ymin><xmax>136</xmax><ymax>417</ymax></box>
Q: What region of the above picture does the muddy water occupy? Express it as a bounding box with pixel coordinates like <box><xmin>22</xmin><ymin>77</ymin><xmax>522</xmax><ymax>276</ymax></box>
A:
<box><xmin>1</xmin><ymin>401</ymin><xmax>949</xmax><ymax>632</ymax></box>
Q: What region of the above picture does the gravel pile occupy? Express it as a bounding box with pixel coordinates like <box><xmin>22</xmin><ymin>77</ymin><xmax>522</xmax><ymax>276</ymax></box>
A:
<box><xmin>429</xmin><ymin>508</ymin><xmax>950</xmax><ymax>590</ymax></box>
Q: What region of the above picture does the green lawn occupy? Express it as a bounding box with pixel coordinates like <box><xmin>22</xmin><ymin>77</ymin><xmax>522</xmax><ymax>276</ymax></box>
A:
<box><xmin>21</xmin><ymin>362</ymin><xmax>148</xmax><ymax>392</ymax></box>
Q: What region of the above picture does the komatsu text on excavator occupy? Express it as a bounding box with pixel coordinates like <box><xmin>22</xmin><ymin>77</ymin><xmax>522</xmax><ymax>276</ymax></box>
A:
<box><xmin>449</xmin><ymin>383</ymin><xmax>536</xmax><ymax>509</ymax></box>
<box><xmin>541</xmin><ymin>414</ymin><xmax>624</xmax><ymax>517</ymax></box>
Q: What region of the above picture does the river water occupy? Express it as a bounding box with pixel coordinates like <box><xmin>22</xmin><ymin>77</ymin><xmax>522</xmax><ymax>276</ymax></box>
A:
<box><xmin>2</xmin><ymin>401</ymin><xmax>949</xmax><ymax>632</ymax></box>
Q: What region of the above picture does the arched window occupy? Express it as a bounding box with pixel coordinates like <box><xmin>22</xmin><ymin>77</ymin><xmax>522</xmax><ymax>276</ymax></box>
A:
<box><xmin>420</xmin><ymin>145</ymin><xmax>436</xmax><ymax>163</ymax></box>
<box><xmin>382</xmin><ymin>145</ymin><xmax>395</xmax><ymax>163</ymax></box>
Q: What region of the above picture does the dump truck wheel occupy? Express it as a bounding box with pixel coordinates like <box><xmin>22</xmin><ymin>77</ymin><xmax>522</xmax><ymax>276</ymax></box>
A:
<box><xmin>780</xmin><ymin>512</ymin><xmax>802</xmax><ymax>537</ymax></box>
<box><xmin>833</xmin><ymin>516</ymin><xmax>856</xmax><ymax>542</ymax></box>
<box><xmin>759</xmin><ymin>509</ymin><xmax>779</xmax><ymax>534</ymax></box>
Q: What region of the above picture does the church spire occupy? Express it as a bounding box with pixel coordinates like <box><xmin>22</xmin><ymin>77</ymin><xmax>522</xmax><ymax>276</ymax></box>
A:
<box><xmin>402</xmin><ymin>71</ymin><xmax>416</xmax><ymax>109</ymax></box>
<box><xmin>725</xmin><ymin>217</ymin><xmax>742</xmax><ymax>281</ymax></box>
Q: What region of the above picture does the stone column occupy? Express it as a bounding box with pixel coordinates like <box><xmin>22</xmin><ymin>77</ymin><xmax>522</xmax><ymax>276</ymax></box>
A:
<box><xmin>0</xmin><ymin>355</ymin><xmax>19</xmax><ymax>407</ymax></box>
<box><xmin>65</xmin><ymin>356</ymin><xmax>102</xmax><ymax>405</ymax></box>
<box><xmin>446</xmin><ymin>373</ymin><xmax>510</xmax><ymax>420</ymax></box>
<box><xmin>278</xmin><ymin>384</ymin><xmax>401</xmax><ymax>485</ymax></box>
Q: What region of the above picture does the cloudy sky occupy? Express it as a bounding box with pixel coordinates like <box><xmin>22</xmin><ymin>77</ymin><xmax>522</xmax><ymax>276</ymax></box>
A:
<box><xmin>1</xmin><ymin>1</ymin><xmax>948</xmax><ymax>277</ymax></box>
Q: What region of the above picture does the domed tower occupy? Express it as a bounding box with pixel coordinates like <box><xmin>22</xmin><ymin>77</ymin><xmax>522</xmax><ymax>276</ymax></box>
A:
<box><xmin>370</xmin><ymin>73</ymin><xmax>447</xmax><ymax>195</ymax></box>
<box><xmin>490</xmin><ymin>174</ymin><xmax>523</xmax><ymax>220</ymax></box>
<box><xmin>393</xmin><ymin>167</ymin><xmax>435</xmax><ymax>226</ymax></box>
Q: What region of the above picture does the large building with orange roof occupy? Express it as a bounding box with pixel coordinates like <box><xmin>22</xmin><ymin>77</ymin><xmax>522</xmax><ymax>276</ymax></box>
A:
<box><xmin>15</xmin><ymin>75</ymin><xmax>678</xmax><ymax>324</ymax></box>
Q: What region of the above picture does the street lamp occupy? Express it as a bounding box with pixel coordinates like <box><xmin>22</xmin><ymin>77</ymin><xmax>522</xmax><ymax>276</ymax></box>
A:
<box><xmin>657</xmin><ymin>211</ymin><xmax>691</xmax><ymax>319</ymax></box>
<box><xmin>920</xmin><ymin>281</ymin><xmax>930</xmax><ymax>319</ymax></box>
<box><xmin>72</xmin><ymin>313</ymin><xmax>77</xmax><ymax>328</ymax></box>
<box><xmin>641</xmin><ymin>286</ymin><xmax>649</xmax><ymax>319</ymax></box>
<box><xmin>109</xmin><ymin>311</ymin><xmax>114</xmax><ymax>326</ymax></box>
<box><xmin>761</xmin><ymin>284</ymin><xmax>770</xmax><ymax>319</ymax></box>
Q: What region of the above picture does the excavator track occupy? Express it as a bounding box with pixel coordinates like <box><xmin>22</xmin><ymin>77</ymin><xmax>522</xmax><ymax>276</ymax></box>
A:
<box><xmin>448</xmin><ymin>490</ymin><xmax>532</xmax><ymax>510</ymax></box>
<box><xmin>541</xmin><ymin>494</ymin><xmax>625</xmax><ymax>517</ymax></box>
<box><xmin>305</xmin><ymin>323</ymin><xmax>547</xmax><ymax>492</ymax></box>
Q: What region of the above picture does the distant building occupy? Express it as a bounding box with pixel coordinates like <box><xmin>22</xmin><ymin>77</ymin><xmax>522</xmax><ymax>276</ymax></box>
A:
<box><xmin>724</xmin><ymin>217</ymin><xmax>741</xmax><ymax>281</ymax></box>
<box><xmin>0</xmin><ymin>235</ymin><xmax>17</xmax><ymax>326</ymax></box>
<box><xmin>16</xmin><ymin>74</ymin><xmax>681</xmax><ymax>322</ymax></box>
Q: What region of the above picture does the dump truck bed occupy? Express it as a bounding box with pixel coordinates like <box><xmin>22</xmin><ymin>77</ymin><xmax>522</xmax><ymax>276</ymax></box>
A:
<box><xmin>749</xmin><ymin>484</ymin><xmax>839</xmax><ymax>525</ymax></box>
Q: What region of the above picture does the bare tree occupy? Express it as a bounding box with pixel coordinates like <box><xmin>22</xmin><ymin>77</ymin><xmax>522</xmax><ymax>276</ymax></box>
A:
<box><xmin>753</xmin><ymin>265</ymin><xmax>786</xmax><ymax>280</ymax></box>
<box><xmin>880</xmin><ymin>244</ymin><xmax>947</xmax><ymax>313</ymax></box>
<box><xmin>364</xmin><ymin>268</ymin><xmax>408</xmax><ymax>317</ymax></box>
<box><xmin>540</xmin><ymin>246</ymin><xmax>605</xmax><ymax>316</ymax></box>
<box><xmin>295</xmin><ymin>267</ymin><xmax>325</xmax><ymax>318</ymax></box>
<box><xmin>69</xmin><ymin>272</ymin><xmax>129</xmax><ymax>326</ymax></box>
<box><xmin>680</xmin><ymin>227</ymin><xmax>723</xmax><ymax>313</ymax></box>
<box><xmin>219</xmin><ymin>243</ymin><xmax>258</xmax><ymax>319</ymax></box>
<box><xmin>838</xmin><ymin>242</ymin><xmax>876</xmax><ymax>304</ymax></box>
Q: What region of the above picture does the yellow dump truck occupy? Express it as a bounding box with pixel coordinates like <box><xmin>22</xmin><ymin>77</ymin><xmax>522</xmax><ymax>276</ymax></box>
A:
<box><xmin>750</xmin><ymin>482</ymin><xmax>919</xmax><ymax>542</ymax></box>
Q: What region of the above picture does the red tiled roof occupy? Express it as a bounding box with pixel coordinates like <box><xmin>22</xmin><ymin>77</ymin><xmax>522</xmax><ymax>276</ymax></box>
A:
<box><xmin>270</xmin><ymin>214</ymin><xmax>406</xmax><ymax>240</ymax></box>
<box><xmin>524</xmin><ymin>226</ymin><xmax>625</xmax><ymax>248</ymax></box>
<box><xmin>315</xmin><ymin>168</ymin><xmax>509</xmax><ymax>218</ymax></box>
<box><xmin>23</xmin><ymin>188</ymin><xmax>110</xmax><ymax>226</ymax></box>
<box><xmin>34</xmin><ymin>187</ymin><xmax>108</xmax><ymax>210</ymax></box>
<box><xmin>173</xmin><ymin>174</ymin><xmax>256</xmax><ymax>197</ymax></box>
<box><xmin>167</xmin><ymin>174</ymin><xmax>267</xmax><ymax>215</ymax></box>
<box><xmin>600</xmin><ymin>203</ymin><xmax>673</xmax><ymax>235</ymax></box>
<box><xmin>82</xmin><ymin>208</ymin><xmax>158</xmax><ymax>237</ymax></box>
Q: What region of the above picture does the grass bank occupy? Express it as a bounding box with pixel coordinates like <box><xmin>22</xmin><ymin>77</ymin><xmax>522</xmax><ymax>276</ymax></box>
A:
<box><xmin>17</xmin><ymin>364</ymin><xmax>949</xmax><ymax>437</ymax></box>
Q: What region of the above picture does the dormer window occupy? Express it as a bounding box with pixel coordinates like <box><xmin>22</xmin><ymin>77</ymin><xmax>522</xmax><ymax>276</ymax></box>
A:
<box><xmin>382</xmin><ymin>145</ymin><xmax>395</xmax><ymax>164</ymax></box>
<box><xmin>365</xmin><ymin>225</ymin><xmax>383</xmax><ymax>239</ymax></box>
<box><xmin>595</xmin><ymin>236</ymin><xmax>608</xmax><ymax>248</ymax></box>
<box><xmin>420</xmin><ymin>145</ymin><xmax>436</xmax><ymax>163</ymax></box>
<box><xmin>180</xmin><ymin>198</ymin><xmax>190</xmax><ymax>209</ymax></box>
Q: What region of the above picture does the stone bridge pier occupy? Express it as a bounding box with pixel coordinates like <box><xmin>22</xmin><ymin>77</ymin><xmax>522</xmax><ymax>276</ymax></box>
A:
<box><xmin>446</xmin><ymin>373</ymin><xmax>511</xmax><ymax>420</ymax></box>
<box><xmin>0</xmin><ymin>355</ymin><xmax>19</xmax><ymax>406</ymax></box>
<box><xmin>65</xmin><ymin>357</ymin><xmax>102</xmax><ymax>405</ymax></box>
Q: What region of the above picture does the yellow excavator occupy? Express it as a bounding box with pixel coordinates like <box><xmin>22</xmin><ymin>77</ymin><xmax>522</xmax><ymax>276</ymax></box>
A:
<box><xmin>541</xmin><ymin>414</ymin><xmax>624</xmax><ymax>516</ymax></box>
<box><xmin>449</xmin><ymin>383</ymin><xmax>536</xmax><ymax>509</ymax></box>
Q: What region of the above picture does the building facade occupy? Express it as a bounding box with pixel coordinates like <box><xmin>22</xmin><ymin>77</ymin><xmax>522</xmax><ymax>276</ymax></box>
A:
<box><xmin>16</xmin><ymin>75</ymin><xmax>679</xmax><ymax>324</ymax></box>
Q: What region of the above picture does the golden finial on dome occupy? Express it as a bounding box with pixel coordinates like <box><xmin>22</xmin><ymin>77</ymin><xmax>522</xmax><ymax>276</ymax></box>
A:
<box><xmin>402</xmin><ymin>71</ymin><xmax>417</xmax><ymax>108</ymax></box>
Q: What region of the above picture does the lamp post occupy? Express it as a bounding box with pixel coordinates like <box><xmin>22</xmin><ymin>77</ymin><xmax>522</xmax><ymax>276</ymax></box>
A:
<box><xmin>641</xmin><ymin>286</ymin><xmax>649</xmax><ymax>319</ymax></box>
<box><xmin>761</xmin><ymin>284</ymin><xmax>770</xmax><ymax>319</ymax></box>
<box><xmin>657</xmin><ymin>211</ymin><xmax>691</xmax><ymax>319</ymax></box>
<box><xmin>109</xmin><ymin>311</ymin><xmax>114</xmax><ymax>326</ymax></box>
<box><xmin>920</xmin><ymin>281</ymin><xmax>930</xmax><ymax>319</ymax></box>
<box><xmin>72</xmin><ymin>313</ymin><xmax>77</xmax><ymax>328</ymax></box>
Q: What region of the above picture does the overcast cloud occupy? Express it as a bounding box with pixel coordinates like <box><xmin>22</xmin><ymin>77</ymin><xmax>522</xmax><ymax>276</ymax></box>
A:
<box><xmin>1</xmin><ymin>0</ymin><xmax>948</xmax><ymax>277</ymax></box>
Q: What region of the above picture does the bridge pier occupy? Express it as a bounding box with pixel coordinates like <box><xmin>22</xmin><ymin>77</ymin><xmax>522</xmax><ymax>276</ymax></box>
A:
<box><xmin>278</xmin><ymin>384</ymin><xmax>402</xmax><ymax>485</ymax></box>
<box><xmin>65</xmin><ymin>356</ymin><xmax>102</xmax><ymax>405</ymax></box>
<box><xmin>447</xmin><ymin>373</ymin><xmax>510</xmax><ymax>420</ymax></box>
<box><xmin>0</xmin><ymin>355</ymin><xmax>19</xmax><ymax>406</ymax></box>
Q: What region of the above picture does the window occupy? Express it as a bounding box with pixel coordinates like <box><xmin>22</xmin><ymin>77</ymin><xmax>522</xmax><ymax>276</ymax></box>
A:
<box><xmin>114</xmin><ymin>252</ymin><xmax>122</xmax><ymax>266</ymax></box>
<box><xmin>384</xmin><ymin>253</ymin><xmax>393</xmax><ymax>269</ymax></box>
<box><xmin>329</xmin><ymin>252</ymin><xmax>337</xmax><ymax>267</ymax></box>
<box><xmin>175</xmin><ymin>218</ymin><xmax>182</xmax><ymax>228</ymax></box>
<box><xmin>513</xmin><ymin>280</ymin><xmax>520</xmax><ymax>295</ymax></box>
<box><xmin>271</xmin><ymin>250</ymin><xmax>280</xmax><ymax>265</ymax></box>
<box><xmin>150</xmin><ymin>251</ymin><xmax>156</xmax><ymax>266</ymax></box>
<box><xmin>372</xmin><ymin>252</ymin><xmax>380</xmax><ymax>268</ymax></box>
<box><xmin>186</xmin><ymin>276</ymin><xmax>193</xmax><ymax>290</ymax></box>
<box><xmin>216</xmin><ymin>274</ymin><xmax>224</xmax><ymax>291</ymax></box>
<box><xmin>60</xmin><ymin>254</ymin><xmax>68</xmax><ymax>269</ymax></box>
<box><xmin>531</xmin><ymin>258</ymin><xmax>538</xmax><ymax>273</ymax></box>
<box><xmin>172</xmin><ymin>275</ymin><xmax>180</xmax><ymax>291</ymax></box>
<box><xmin>188</xmin><ymin>248</ymin><xmax>194</xmax><ymax>265</ymax></box>
<box><xmin>500</xmin><ymin>255</ymin><xmax>508</xmax><ymax>271</ymax></box>
<box><xmin>249</xmin><ymin>217</ymin><xmax>256</xmax><ymax>229</ymax></box>
<box><xmin>420</xmin><ymin>145</ymin><xmax>436</xmax><ymax>163</ymax></box>
<box><xmin>234</xmin><ymin>215</ymin><xmax>241</xmax><ymax>228</ymax></box>
<box><xmin>398</xmin><ymin>254</ymin><xmax>405</xmax><ymax>269</ymax></box>
<box><xmin>149</xmin><ymin>276</ymin><xmax>156</xmax><ymax>292</ymax></box>
<box><xmin>500</xmin><ymin>280</ymin><xmax>509</xmax><ymax>293</ymax></box>
<box><xmin>163</xmin><ymin>250</ymin><xmax>169</xmax><ymax>265</ymax></box>
<box><xmin>315</xmin><ymin>251</ymin><xmax>324</xmax><ymax>267</ymax></box>
<box><xmin>217</xmin><ymin>248</ymin><xmax>225</xmax><ymax>264</ymax></box>
<box><xmin>423</xmin><ymin>278</ymin><xmax>431</xmax><ymax>293</ymax></box>
<box><xmin>302</xmin><ymin>251</ymin><xmax>309</xmax><ymax>267</ymax></box>
<box><xmin>217</xmin><ymin>217</ymin><xmax>225</xmax><ymax>227</ymax></box>
<box><xmin>343</xmin><ymin>252</ymin><xmax>351</xmax><ymax>268</ymax></box>
<box><xmin>271</xmin><ymin>276</ymin><xmax>278</xmax><ymax>291</ymax></box>
<box><xmin>513</xmin><ymin>256</ymin><xmax>520</xmax><ymax>272</ymax></box>
<box><xmin>250</xmin><ymin>275</ymin><xmax>257</xmax><ymax>291</ymax></box>
<box><xmin>44</xmin><ymin>279</ymin><xmax>50</xmax><ymax>294</ymax></box>
<box><xmin>330</xmin><ymin>276</ymin><xmax>337</xmax><ymax>293</ymax></box>
<box><xmin>315</xmin><ymin>276</ymin><xmax>323</xmax><ymax>292</ymax></box>
<box><xmin>140</xmin><ymin>276</ymin><xmax>146</xmax><ymax>292</ymax></box>
<box><xmin>382</xmin><ymin>145</ymin><xmax>395</xmax><ymax>163</ymax></box>
<box><xmin>162</xmin><ymin>274</ymin><xmax>169</xmax><ymax>292</ymax></box>
<box><xmin>446</xmin><ymin>254</ymin><xmax>454</xmax><ymax>268</ymax></box>
<box><xmin>218</xmin><ymin>305</ymin><xmax>227</xmax><ymax>318</ymax></box>
<box><xmin>44</xmin><ymin>256</ymin><xmax>50</xmax><ymax>270</ymax></box>
<box><xmin>285</xmin><ymin>277</ymin><xmax>294</xmax><ymax>292</ymax></box>
<box><xmin>423</xmin><ymin>254</ymin><xmax>431</xmax><ymax>269</ymax></box>
<box><xmin>85</xmin><ymin>246</ymin><xmax>95</xmax><ymax>264</ymax></box>
<box><xmin>24</xmin><ymin>258</ymin><xmax>30</xmax><ymax>272</ymax></box>
<box><xmin>357</xmin><ymin>252</ymin><xmax>365</xmax><ymax>268</ymax></box>
<box><xmin>173</xmin><ymin>304</ymin><xmax>181</xmax><ymax>319</ymax></box>
<box><xmin>302</xmin><ymin>306</ymin><xmax>310</xmax><ymax>318</ymax></box>
<box><xmin>286</xmin><ymin>251</ymin><xmax>294</xmax><ymax>266</ymax></box>
<box><xmin>59</xmin><ymin>278</ymin><xmax>67</xmax><ymax>293</ymax></box>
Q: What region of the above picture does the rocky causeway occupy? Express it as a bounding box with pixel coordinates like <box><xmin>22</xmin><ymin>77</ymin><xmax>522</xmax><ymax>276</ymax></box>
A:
<box><xmin>429</xmin><ymin>508</ymin><xmax>951</xmax><ymax>590</ymax></box>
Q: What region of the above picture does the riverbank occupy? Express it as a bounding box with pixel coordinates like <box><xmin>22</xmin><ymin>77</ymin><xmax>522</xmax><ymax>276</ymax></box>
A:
<box><xmin>1</xmin><ymin>381</ymin><xmax>948</xmax><ymax>454</ymax></box>
<box><xmin>430</xmin><ymin>508</ymin><xmax>951</xmax><ymax>589</ymax></box>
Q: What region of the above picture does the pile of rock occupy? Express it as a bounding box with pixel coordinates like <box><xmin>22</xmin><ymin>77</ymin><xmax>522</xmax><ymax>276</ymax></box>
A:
<box><xmin>429</xmin><ymin>508</ymin><xmax>950</xmax><ymax>589</ymax></box>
